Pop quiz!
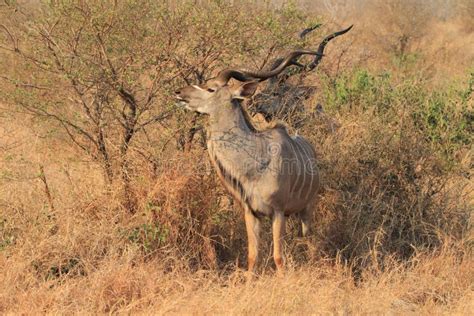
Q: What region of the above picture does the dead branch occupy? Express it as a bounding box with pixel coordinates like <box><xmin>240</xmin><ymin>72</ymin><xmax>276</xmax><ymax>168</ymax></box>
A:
<box><xmin>38</xmin><ymin>165</ymin><xmax>55</xmax><ymax>213</ymax></box>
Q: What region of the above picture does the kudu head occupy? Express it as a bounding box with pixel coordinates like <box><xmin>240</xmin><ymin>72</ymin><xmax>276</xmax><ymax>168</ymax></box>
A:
<box><xmin>175</xmin><ymin>50</ymin><xmax>323</xmax><ymax>114</ymax></box>
<box><xmin>175</xmin><ymin>77</ymin><xmax>258</xmax><ymax>115</ymax></box>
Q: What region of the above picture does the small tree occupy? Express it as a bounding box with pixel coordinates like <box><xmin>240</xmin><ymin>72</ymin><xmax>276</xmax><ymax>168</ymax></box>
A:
<box><xmin>368</xmin><ymin>0</ymin><xmax>431</xmax><ymax>62</ymax></box>
<box><xmin>1</xmin><ymin>1</ymin><xmax>180</xmax><ymax>209</ymax></box>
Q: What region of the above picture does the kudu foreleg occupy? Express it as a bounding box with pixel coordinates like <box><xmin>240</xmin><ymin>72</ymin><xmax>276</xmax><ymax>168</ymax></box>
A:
<box><xmin>272</xmin><ymin>211</ymin><xmax>286</xmax><ymax>271</ymax></box>
<box><xmin>244</xmin><ymin>208</ymin><xmax>261</xmax><ymax>273</ymax></box>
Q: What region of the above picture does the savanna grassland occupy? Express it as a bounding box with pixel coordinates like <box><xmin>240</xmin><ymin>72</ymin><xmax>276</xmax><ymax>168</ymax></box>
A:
<box><xmin>0</xmin><ymin>1</ymin><xmax>473</xmax><ymax>314</ymax></box>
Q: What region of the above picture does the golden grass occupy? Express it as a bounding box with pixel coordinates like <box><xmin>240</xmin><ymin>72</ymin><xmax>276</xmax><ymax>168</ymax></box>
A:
<box><xmin>1</xmin><ymin>250</ymin><xmax>472</xmax><ymax>314</ymax></box>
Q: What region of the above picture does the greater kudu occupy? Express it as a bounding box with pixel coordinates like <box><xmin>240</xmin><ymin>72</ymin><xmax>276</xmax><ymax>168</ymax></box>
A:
<box><xmin>175</xmin><ymin>50</ymin><xmax>323</xmax><ymax>272</ymax></box>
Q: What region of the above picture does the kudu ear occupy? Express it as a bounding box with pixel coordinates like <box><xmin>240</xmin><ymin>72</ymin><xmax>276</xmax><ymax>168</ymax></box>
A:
<box><xmin>232</xmin><ymin>81</ymin><xmax>259</xmax><ymax>100</ymax></box>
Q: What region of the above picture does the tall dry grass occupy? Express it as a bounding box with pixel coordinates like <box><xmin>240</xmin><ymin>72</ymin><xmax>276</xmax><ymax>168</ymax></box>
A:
<box><xmin>1</xmin><ymin>242</ymin><xmax>472</xmax><ymax>313</ymax></box>
<box><xmin>0</xmin><ymin>0</ymin><xmax>473</xmax><ymax>314</ymax></box>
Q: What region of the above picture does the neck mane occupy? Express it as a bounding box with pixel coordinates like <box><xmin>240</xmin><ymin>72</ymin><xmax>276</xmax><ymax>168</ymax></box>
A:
<box><xmin>234</xmin><ymin>100</ymin><xmax>258</xmax><ymax>133</ymax></box>
<box><xmin>230</xmin><ymin>100</ymin><xmax>287</xmax><ymax>133</ymax></box>
<box><xmin>208</xmin><ymin>99</ymin><xmax>259</xmax><ymax>134</ymax></box>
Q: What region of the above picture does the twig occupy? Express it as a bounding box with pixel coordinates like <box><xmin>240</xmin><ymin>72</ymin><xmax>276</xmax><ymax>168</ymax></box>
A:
<box><xmin>38</xmin><ymin>164</ymin><xmax>55</xmax><ymax>212</ymax></box>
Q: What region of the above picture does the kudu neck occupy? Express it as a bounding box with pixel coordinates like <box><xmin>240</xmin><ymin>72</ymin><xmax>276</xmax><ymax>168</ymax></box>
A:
<box><xmin>207</xmin><ymin>100</ymin><xmax>257</xmax><ymax>135</ymax></box>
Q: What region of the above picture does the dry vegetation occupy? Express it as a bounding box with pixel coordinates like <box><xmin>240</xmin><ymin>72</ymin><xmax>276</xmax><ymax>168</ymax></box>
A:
<box><xmin>0</xmin><ymin>0</ymin><xmax>473</xmax><ymax>314</ymax></box>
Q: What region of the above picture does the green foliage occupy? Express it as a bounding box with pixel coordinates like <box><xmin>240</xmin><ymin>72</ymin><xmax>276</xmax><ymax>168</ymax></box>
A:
<box><xmin>461</xmin><ymin>71</ymin><xmax>474</xmax><ymax>102</ymax></box>
<box><xmin>322</xmin><ymin>69</ymin><xmax>472</xmax><ymax>164</ymax></box>
<box><xmin>392</xmin><ymin>51</ymin><xmax>421</xmax><ymax>70</ymax></box>
<box><xmin>126</xmin><ymin>223</ymin><xmax>169</xmax><ymax>254</ymax></box>
<box><xmin>412</xmin><ymin>89</ymin><xmax>473</xmax><ymax>159</ymax></box>
<box><xmin>322</xmin><ymin>69</ymin><xmax>394</xmax><ymax>113</ymax></box>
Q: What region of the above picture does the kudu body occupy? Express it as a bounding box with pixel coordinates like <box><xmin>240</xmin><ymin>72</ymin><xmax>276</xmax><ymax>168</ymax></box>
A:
<box><xmin>175</xmin><ymin>26</ymin><xmax>351</xmax><ymax>272</ymax></box>
<box><xmin>205</xmin><ymin>89</ymin><xmax>319</xmax><ymax>272</ymax></box>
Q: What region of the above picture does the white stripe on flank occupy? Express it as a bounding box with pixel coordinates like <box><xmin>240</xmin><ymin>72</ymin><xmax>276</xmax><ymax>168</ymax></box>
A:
<box><xmin>293</xmin><ymin>137</ymin><xmax>307</xmax><ymax>199</ymax></box>
<box><xmin>298</xmin><ymin>138</ymin><xmax>315</xmax><ymax>201</ymax></box>
<box><xmin>288</xmin><ymin>140</ymin><xmax>300</xmax><ymax>195</ymax></box>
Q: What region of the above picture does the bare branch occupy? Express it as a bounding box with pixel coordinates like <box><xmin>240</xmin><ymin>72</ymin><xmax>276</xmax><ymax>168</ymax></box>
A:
<box><xmin>17</xmin><ymin>101</ymin><xmax>98</xmax><ymax>147</ymax></box>
<box><xmin>258</xmin><ymin>44</ymin><xmax>277</xmax><ymax>71</ymax></box>
<box><xmin>0</xmin><ymin>75</ymin><xmax>51</xmax><ymax>90</ymax></box>
<box><xmin>95</xmin><ymin>30</ymin><xmax>118</xmax><ymax>79</ymax></box>
<box><xmin>136</xmin><ymin>110</ymin><xmax>173</xmax><ymax>132</ymax></box>
<box><xmin>0</xmin><ymin>23</ymin><xmax>18</xmax><ymax>51</ymax></box>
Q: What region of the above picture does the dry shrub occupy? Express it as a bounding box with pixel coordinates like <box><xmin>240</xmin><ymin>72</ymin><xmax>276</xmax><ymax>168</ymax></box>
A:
<box><xmin>284</xmin><ymin>69</ymin><xmax>472</xmax><ymax>270</ymax></box>
<box><xmin>144</xmin><ymin>150</ymin><xmax>223</xmax><ymax>269</ymax></box>
<box><xmin>313</xmin><ymin>115</ymin><xmax>467</xmax><ymax>264</ymax></box>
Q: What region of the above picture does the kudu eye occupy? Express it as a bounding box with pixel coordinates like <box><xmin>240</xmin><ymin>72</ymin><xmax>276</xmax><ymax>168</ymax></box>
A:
<box><xmin>207</xmin><ymin>88</ymin><xmax>216</xmax><ymax>93</ymax></box>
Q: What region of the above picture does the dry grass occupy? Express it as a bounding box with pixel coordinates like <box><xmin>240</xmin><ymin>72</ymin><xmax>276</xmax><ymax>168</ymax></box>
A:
<box><xmin>1</xmin><ymin>248</ymin><xmax>472</xmax><ymax>314</ymax></box>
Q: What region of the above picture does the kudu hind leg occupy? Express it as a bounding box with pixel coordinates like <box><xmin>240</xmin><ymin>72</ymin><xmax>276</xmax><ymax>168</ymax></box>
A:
<box><xmin>300</xmin><ymin>208</ymin><xmax>312</xmax><ymax>237</ymax></box>
<box><xmin>244</xmin><ymin>209</ymin><xmax>261</xmax><ymax>273</ymax></box>
<box><xmin>272</xmin><ymin>211</ymin><xmax>286</xmax><ymax>271</ymax></box>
